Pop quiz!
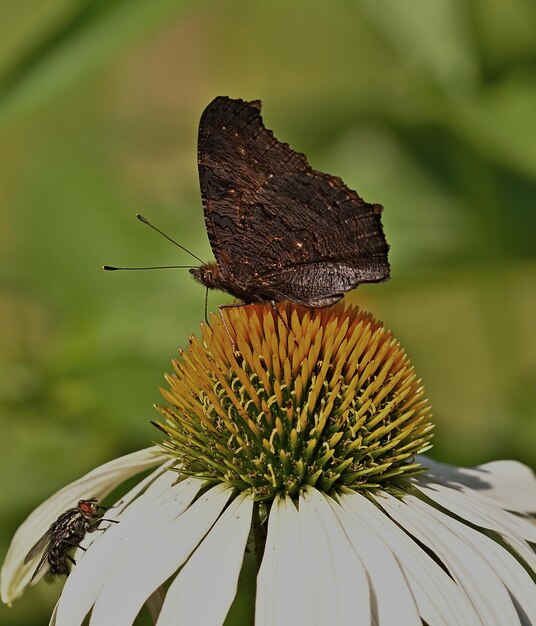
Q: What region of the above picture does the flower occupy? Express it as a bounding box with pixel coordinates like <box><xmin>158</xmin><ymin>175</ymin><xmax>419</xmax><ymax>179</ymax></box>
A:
<box><xmin>2</xmin><ymin>303</ymin><xmax>536</xmax><ymax>626</ymax></box>
<box><xmin>156</xmin><ymin>302</ymin><xmax>434</xmax><ymax>498</ymax></box>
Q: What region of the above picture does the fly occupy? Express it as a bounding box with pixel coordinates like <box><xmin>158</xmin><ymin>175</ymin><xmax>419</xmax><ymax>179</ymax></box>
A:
<box><xmin>24</xmin><ymin>498</ymin><xmax>117</xmax><ymax>580</ymax></box>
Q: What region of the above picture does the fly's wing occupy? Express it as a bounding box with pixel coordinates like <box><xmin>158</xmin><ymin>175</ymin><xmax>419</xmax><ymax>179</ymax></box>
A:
<box><xmin>24</xmin><ymin>507</ymin><xmax>79</xmax><ymax>576</ymax></box>
<box><xmin>24</xmin><ymin>529</ymin><xmax>52</xmax><ymax>565</ymax></box>
<box><xmin>24</xmin><ymin>529</ymin><xmax>54</xmax><ymax>582</ymax></box>
<box><xmin>197</xmin><ymin>96</ymin><xmax>389</xmax><ymax>300</ymax></box>
<box><xmin>30</xmin><ymin>549</ymin><xmax>51</xmax><ymax>581</ymax></box>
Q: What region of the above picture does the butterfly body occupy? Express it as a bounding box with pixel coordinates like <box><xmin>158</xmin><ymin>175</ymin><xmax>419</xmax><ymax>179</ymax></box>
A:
<box><xmin>193</xmin><ymin>96</ymin><xmax>390</xmax><ymax>307</ymax></box>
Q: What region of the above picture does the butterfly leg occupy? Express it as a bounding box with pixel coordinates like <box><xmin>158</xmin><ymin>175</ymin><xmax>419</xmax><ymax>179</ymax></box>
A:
<box><xmin>218</xmin><ymin>301</ymin><xmax>246</xmax><ymax>310</ymax></box>
<box><xmin>218</xmin><ymin>302</ymin><xmax>246</xmax><ymax>353</ymax></box>
<box><xmin>67</xmin><ymin>555</ymin><xmax>77</xmax><ymax>566</ymax></box>
<box><xmin>203</xmin><ymin>286</ymin><xmax>214</xmax><ymax>330</ymax></box>
<box><xmin>269</xmin><ymin>301</ymin><xmax>298</xmax><ymax>346</ymax></box>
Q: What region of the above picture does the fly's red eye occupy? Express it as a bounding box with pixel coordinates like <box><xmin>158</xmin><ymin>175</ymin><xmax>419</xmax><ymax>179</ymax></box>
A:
<box><xmin>78</xmin><ymin>500</ymin><xmax>96</xmax><ymax>515</ymax></box>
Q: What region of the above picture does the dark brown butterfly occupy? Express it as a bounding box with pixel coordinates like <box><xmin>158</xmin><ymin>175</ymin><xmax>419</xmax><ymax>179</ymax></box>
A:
<box><xmin>105</xmin><ymin>96</ymin><xmax>389</xmax><ymax>308</ymax></box>
<box><xmin>24</xmin><ymin>498</ymin><xmax>116</xmax><ymax>580</ymax></box>
<box><xmin>189</xmin><ymin>96</ymin><xmax>390</xmax><ymax>307</ymax></box>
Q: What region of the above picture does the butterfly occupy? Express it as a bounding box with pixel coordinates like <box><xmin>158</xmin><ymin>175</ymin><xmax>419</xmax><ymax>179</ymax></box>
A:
<box><xmin>189</xmin><ymin>96</ymin><xmax>390</xmax><ymax>307</ymax></box>
<box><xmin>23</xmin><ymin>498</ymin><xmax>116</xmax><ymax>580</ymax></box>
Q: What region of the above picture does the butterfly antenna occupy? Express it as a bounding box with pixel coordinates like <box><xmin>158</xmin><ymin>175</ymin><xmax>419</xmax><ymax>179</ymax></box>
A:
<box><xmin>136</xmin><ymin>214</ymin><xmax>205</xmax><ymax>264</ymax></box>
<box><xmin>103</xmin><ymin>265</ymin><xmax>196</xmax><ymax>271</ymax></box>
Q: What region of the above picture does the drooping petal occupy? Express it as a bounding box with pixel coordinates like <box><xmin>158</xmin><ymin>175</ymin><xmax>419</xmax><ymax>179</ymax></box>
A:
<box><xmin>88</xmin><ymin>484</ymin><xmax>233</xmax><ymax>626</ymax></box>
<box><xmin>418</xmin><ymin>456</ymin><xmax>536</xmax><ymax>513</ymax></box>
<box><xmin>474</xmin><ymin>460</ymin><xmax>536</xmax><ymax>512</ymax></box>
<box><xmin>413</xmin><ymin>478</ymin><xmax>536</xmax><ymax>570</ymax></box>
<box><xmin>56</xmin><ymin>474</ymin><xmax>203</xmax><ymax>626</ymax></box>
<box><xmin>338</xmin><ymin>491</ymin><xmax>481</xmax><ymax>626</ymax></box>
<box><xmin>157</xmin><ymin>492</ymin><xmax>253</xmax><ymax>626</ymax></box>
<box><xmin>327</xmin><ymin>494</ymin><xmax>420</xmax><ymax>626</ymax></box>
<box><xmin>73</xmin><ymin>457</ymin><xmax>177</xmax><ymax>555</ymax></box>
<box><xmin>377</xmin><ymin>492</ymin><xmax>521</xmax><ymax>626</ymax></box>
<box><xmin>1</xmin><ymin>447</ymin><xmax>166</xmax><ymax>605</ymax></box>
<box><xmin>256</xmin><ymin>495</ymin><xmax>314</xmax><ymax>626</ymax></box>
<box><xmin>401</xmin><ymin>494</ymin><xmax>536</xmax><ymax>625</ymax></box>
<box><xmin>297</xmin><ymin>488</ymin><xmax>371</xmax><ymax>626</ymax></box>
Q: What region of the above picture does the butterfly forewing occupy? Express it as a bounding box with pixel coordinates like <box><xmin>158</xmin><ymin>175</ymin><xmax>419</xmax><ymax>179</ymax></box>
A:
<box><xmin>197</xmin><ymin>96</ymin><xmax>390</xmax><ymax>304</ymax></box>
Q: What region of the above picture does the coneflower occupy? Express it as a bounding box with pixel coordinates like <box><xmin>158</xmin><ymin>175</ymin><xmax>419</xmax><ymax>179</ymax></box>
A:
<box><xmin>2</xmin><ymin>303</ymin><xmax>535</xmax><ymax>626</ymax></box>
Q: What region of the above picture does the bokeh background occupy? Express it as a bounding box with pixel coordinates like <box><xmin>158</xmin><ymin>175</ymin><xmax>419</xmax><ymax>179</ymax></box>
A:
<box><xmin>1</xmin><ymin>0</ymin><xmax>535</xmax><ymax>623</ymax></box>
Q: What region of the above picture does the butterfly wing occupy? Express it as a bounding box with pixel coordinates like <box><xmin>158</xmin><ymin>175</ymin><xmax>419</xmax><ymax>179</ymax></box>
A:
<box><xmin>197</xmin><ymin>96</ymin><xmax>389</xmax><ymax>302</ymax></box>
<box><xmin>255</xmin><ymin>259</ymin><xmax>385</xmax><ymax>308</ymax></box>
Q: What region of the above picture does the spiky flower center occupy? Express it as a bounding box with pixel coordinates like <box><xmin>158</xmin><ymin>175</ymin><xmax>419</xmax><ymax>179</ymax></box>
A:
<box><xmin>156</xmin><ymin>303</ymin><xmax>433</xmax><ymax>500</ymax></box>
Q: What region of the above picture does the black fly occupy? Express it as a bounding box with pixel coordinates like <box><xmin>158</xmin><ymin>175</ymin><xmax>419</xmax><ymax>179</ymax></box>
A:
<box><xmin>24</xmin><ymin>498</ymin><xmax>117</xmax><ymax>580</ymax></box>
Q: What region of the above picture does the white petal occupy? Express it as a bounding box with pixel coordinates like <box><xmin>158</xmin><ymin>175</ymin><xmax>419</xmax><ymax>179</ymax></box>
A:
<box><xmin>89</xmin><ymin>484</ymin><xmax>233</xmax><ymax>626</ymax></box>
<box><xmin>157</xmin><ymin>492</ymin><xmax>253</xmax><ymax>626</ymax></box>
<box><xmin>418</xmin><ymin>456</ymin><xmax>536</xmax><ymax>513</ymax></box>
<box><xmin>1</xmin><ymin>446</ymin><xmax>166</xmax><ymax>605</ymax></box>
<box><xmin>377</xmin><ymin>492</ymin><xmax>521</xmax><ymax>626</ymax></box>
<box><xmin>256</xmin><ymin>495</ymin><xmax>314</xmax><ymax>626</ymax></box>
<box><xmin>475</xmin><ymin>460</ymin><xmax>536</xmax><ymax>512</ymax></box>
<box><xmin>298</xmin><ymin>488</ymin><xmax>371</xmax><ymax>626</ymax></box>
<box><xmin>74</xmin><ymin>457</ymin><xmax>177</xmax><ymax>555</ymax></box>
<box><xmin>414</xmin><ymin>479</ymin><xmax>536</xmax><ymax>570</ymax></box>
<box><xmin>338</xmin><ymin>491</ymin><xmax>480</xmax><ymax>626</ymax></box>
<box><xmin>403</xmin><ymin>495</ymin><xmax>536</xmax><ymax>626</ymax></box>
<box><xmin>327</xmin><ymin>495</ymin><xmax>420</xmax><ymax>626</ymax></box>
<box><xmin>56</xmin><ymin>475</ymin><xmax>203</xmax><ymax>626</ymax></box>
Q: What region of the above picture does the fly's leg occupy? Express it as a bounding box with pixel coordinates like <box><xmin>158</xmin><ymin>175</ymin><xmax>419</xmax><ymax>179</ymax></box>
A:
<box><xmin>87</xmin><ymin>518</ymin><xmax>120</xmax><ymax>533</ymax></box>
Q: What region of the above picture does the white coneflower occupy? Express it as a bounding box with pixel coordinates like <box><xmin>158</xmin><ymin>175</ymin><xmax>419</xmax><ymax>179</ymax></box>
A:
<box><xmin>2</xmin><ymin>303</ymin><xmax>535</xmax><ymax>626</ymax></box>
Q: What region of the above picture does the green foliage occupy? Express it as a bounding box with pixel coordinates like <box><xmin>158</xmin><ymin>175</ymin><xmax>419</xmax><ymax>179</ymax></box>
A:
<box><xmin>1</xmin><ymin>1</ymin><xmax>535</xmax><ymax>623</ymax></box>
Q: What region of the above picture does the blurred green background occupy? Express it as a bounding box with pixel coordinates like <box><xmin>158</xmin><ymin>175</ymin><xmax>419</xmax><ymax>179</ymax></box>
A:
<box><xmin>1</xmin><ymin>0</ymin><xmax>535</xmax><ymax>623</ymax></box>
